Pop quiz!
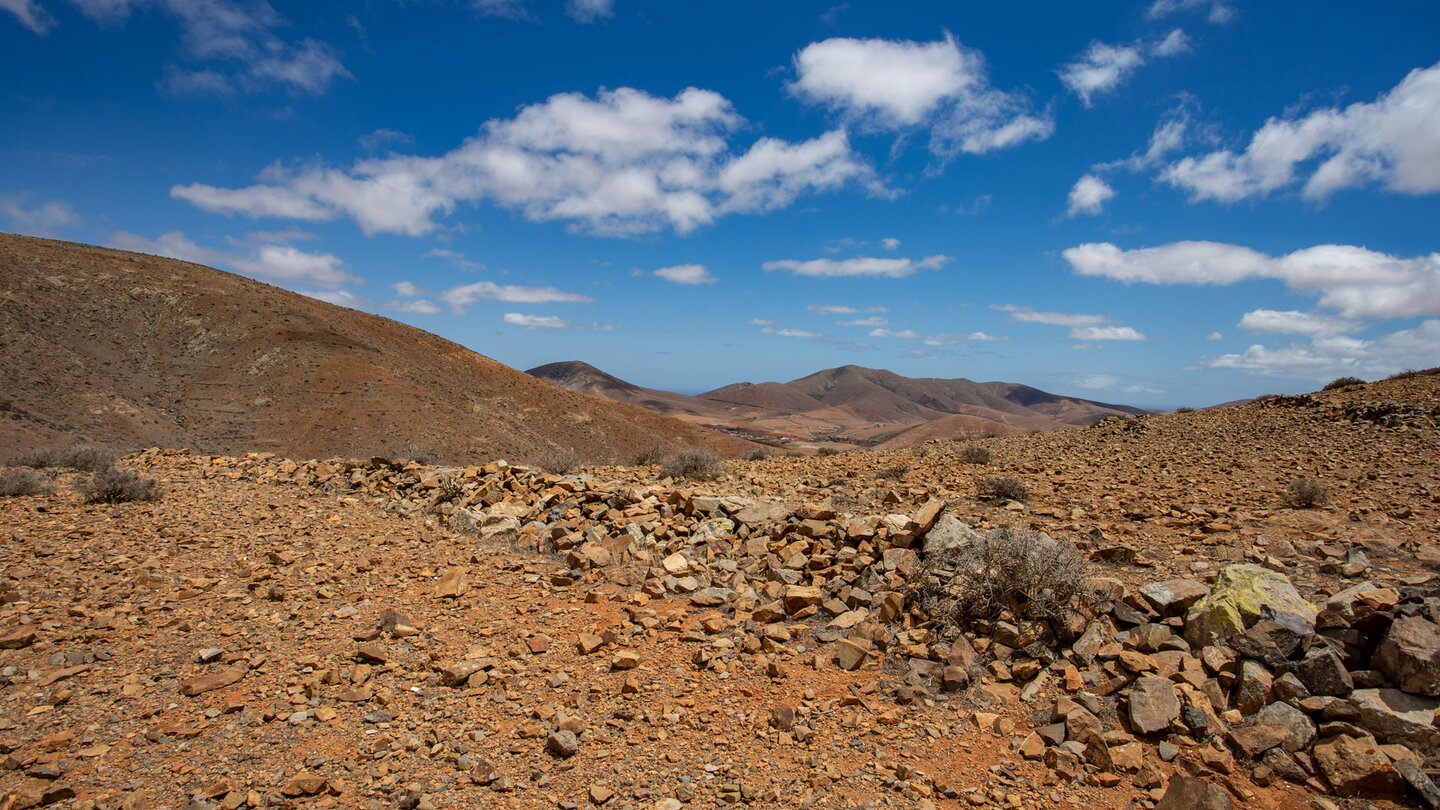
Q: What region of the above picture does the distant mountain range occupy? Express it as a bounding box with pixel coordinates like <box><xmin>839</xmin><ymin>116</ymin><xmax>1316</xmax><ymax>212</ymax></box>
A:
<box><xmin>0</xmin><ymin>234</ymin><xmax>754</xmax><ymax>463</ymax></box>
<box><xmin>528</xmin><ymin>361</ymin><xmax>1151</xmax><ymax>451</ymax></box>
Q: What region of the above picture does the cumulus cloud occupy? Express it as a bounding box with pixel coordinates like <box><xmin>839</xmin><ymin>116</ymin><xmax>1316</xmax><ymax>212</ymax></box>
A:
<box><xmin>565</xmin><ymin>0</ymin><xmax>612</xmax><ymax>23</ymax></box>
<box><xmin>790</xmin><ymin>34</ymin><xmax>1053</xmax><ymax>157</ymax></box>
<box><xmin>654</xmin><ymin>264</ymin><xmax>716</xmax><ymax>284</ymax></box>
<box><xmin>866</xmin><ymin>326</ymin><xmax>982</xmax><ymax>346</ymax></box>
<box><xmin>1153</xmin><ymin>28</ymin><xmax>1191</xmax><ymax>57</ymax></box>
<box><xmin>1238</xmin><ymin>309</ymin><xmax>1359</xmax><ymax>337</ymax></box>
<box><xmin>1211</xmin><ymin>320</ymin><xmax>1440</xmax><ymax>379</ymax></box>
<box><xmin>423</xmin><ymin>248</ymin><xmax>484</xmax><ymax>271</ymax></box>
<box><xmin>440</xmin><ymin>280</ymin><xmax>592</xmax><ymax>313</ymax></box>
<box><xmin>1059</xmin><ymin>42</ymin><xmax>1146</xmax><ymax>107</ymax></box>
<box><xmin>807</xmin><ymin>304</ymin><xmax>887</xmax><ymax>315</ymax></box>
<box><xmin>763</xmin><ymin>254</ymin><xmax>950</xmax><ymax>278</ymax></box>
<box><xmin>1161</xmin><ymin>61</ymin><xmax>1440</xmax><ymax>202</ymax></box>
<box><xmin>869</xmin><ymin>328</ymin><xmax>924</xmax><ymax>340</ymax></box>
<box><xmin>392</xmin><ymin>281</ymin><xmax>427</xmax><ymax>297</ymax></box>
<box><xmin>0</xmin><ymin>192</ymin><xmax>79</xmax><ymax>237</ymax></box>
<box><xmin>173</xmin><ymin>87</ymin><xmax>878</xmax><ymax>237</ymax></box>
<box><xmin>761</xmin><ymin>326</ymin><xmax>824</xmax><ymax>339</ymax></box>
<box><xmin>502</xmin><ymin>312</ymin><xmax>615</xmax><ymax>330</ymax></box>
<box><xmin>109</xmin><ymin>230</ymin><xmax>360</xmax><ymax>289</ymax></box>
<box><xmin>1147</xmin><ymin>0</ymin><xmax>1234</xmax><ymax>24</ymax></box>
<box><xmin>0</xmin><ymin>0</ymin><xmax>53</xmax><ymax>33</ymax></box>
<box><xmin>839</xmin><ymin>316</ymin><xmax>888</xmax><ymax>327</ymax></box>
<box><xmin>993</xmin><ymin>304</ymin><xmax>1109</xmax><ymax>328</ymax></box>
<box><xmin>1063</xmin><ymin>240</ymin><xmax>1440</xmax><ymax>320</ymax></box>
<box><xmin>1067</xmin><ymin>174</ymin><xmax>1116</xmax><ymax>217</ymax></box>
<box><xmin>387</xmin><ymin>299</ymin><xmax>441</xmax><ymax>315</ymax></box>
<box><xmin>881</xmin><ymin>237</ymin><xmax>900</xmax><ymax>250</ymax></box>
<box><xmin>1070</xmin><ymin>325</ymin><xmax>1147</xmax><ymax>341</ymax></box>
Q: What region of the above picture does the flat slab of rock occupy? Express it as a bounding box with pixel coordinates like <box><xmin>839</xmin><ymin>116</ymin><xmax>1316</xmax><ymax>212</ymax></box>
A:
<box><xmin>1155</xmin><ymin>774</ymin><xmax>1231</xmax><ymax>809</ymax></box>
<box><xmin>1312</xmin><ymin>735</ymin><xmax>1405</xmax><ymax>796</ymax></box>
<box><xmin>179</xmin><ymin>666</ymin><xmax>247</xmax><ymax>696</ymax></box>
<box><xmin>1351</xmin><ymin>688</ymin><xmax>1440</xmax><ymax>753</ymax></box>
<box><xmin>1138</xmin><ymin>579</ymin><xmax>1209</xmax><ymax>617</ymax></box>
<box><xmin>1373</xmin><ymin>616</ymin><xmax>1440</xmax><ymax>697</ymax></box>
<box><xmin>1129</xmin><ymin>675</ymin><xmax>1180</xmax><ymax>734</ymax></box>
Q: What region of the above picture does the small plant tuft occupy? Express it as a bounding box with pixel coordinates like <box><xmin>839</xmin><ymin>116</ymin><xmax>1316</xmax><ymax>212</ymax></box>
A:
<box><xmin>530</xmin><ymin>448</ymin><xmax>582</xmax><ymax>475</ymax></box>
<box><xmin>659</xmin><ymin>448</ymin><xmax>723</xmax><ymax>480</ymax></box>
<box><xmin>924</xmin><ymin>526</ymin><xmax>1090</xmax><ymax>623</ymax></box>
<box><xmin>1322</xmin><ymin>376</ymin><xmax>1366</xmax><ymax>391</ymax></box>
<box><xmin>1286</xmin><ymin>478</ymin><xmax>1328</xmax><ymax>508</ymax></box>
<box><xmin>395</xmin><ymin>443</ymin><xmax>443</xmax><ymax>466</ymax></box>
<box><xmin>957</xmin><ymin>445</ymin><xmax>992</xmax><ymax>465</ymax></box>
<box><xmin>76</xmin><ymin>468</ymin><xmax>159</xmax><ymax>504</ymax></box>
<box><xmin>816</xmin><ymin>447</ymin><xmax>843</xmax><ymax>457</ymax></box>
<box><xmin>741</xmin><ymin>448</ymin><xmax>771</xmax><ymax>461</ymax></box>
<box><xmin>977</xmin><ymin>475</ymin><xmax>1030</xmax><ymax>502</ymax></box>
<box><xmin>434</xmin><ymin>475</ymin><xmax>465</xmax><ymax>504</ymax></box>
<box><xmin>875</xmin><ymin>464</ymin><xmax>909</xmax><ymax>481</ymax></box>
<box><xmin>16</xmin><ymin>444</ymin><xmax>116</xmax><ymax>472</ymax></box>
<box><xmin>628</xmin><ymin>446</ymin><xmax>666</xmax><ymax>466</ymax></box>
<box><xmin>1386</xmin><ymin>367</ymin><xmax>1440</xmax><ymax>381</ymax></box>
<box><xmin>0</xmin><ymin>469</ymin><xmax>51</xmax><ymax>497</ymax></box>
<box><xmin>1174</xmin><ymin>406</ymin><xmax>1196</xmax><ymax>414</ymax></box>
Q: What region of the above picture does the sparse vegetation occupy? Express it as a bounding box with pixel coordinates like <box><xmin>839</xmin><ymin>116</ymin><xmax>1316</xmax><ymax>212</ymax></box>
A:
<box><xmin>15</xmin><ymin>444</ymin><xmax>117</xmax><ymax>472</ymax></box>
<box><xmin>924</xmin><ymin>526</ymin><xmax>1090</xmax><ymax>623</ymax></box>
<box><xmin>76</xmin><ymin>468</ymin><xmax>159</xmax><ymax>504</ymax></box>
<box><xmin>434</xmin><ymin>475</ymin><xmax>465</xmax><ymax>504</ymax></box>
<box><xmin>816</xmin><ymin>447</ymin><xmax>843</xmax><ymax>457</ymax></box>
<box><xmin>976</xmin><ymin>475</ymin><xmax>1030</xmax><ymax>502</ymax></box>
<box><xmin>659</xmin><ymin>448</ymin><xmax>723</xmax><ymax>480</ymax></box>
<box><xmin>531</xmin><ymin>448</ymin><xmax>582</xmax><ymax>474</ymax></box>
<box><xmin>394</xmin><ymin>443</ymin><xmax>443</xmax><ymax>466</ymax></box>
<box><xmin>0</xmin><ymin>469</ymin><xmax>50</xmax><ymax>497</ymax></box>
<box><xmin>741</xmin><ymin>448</ymin><xmax>771</xmax><ymax>461</ymax></box>
<box><xmin>1286</xmin><ymin>478</ymin><xmax>1329</xmax><ymax>508</ymax></box>
<box><xmin>875</xmin><ymin>464</ymin><xmax>909</xmax><ymax>481</ymax></box>
<box><xmin>1323</xmin><ymin>376</ymin><xmax>1366</xmax><ymax>391</ymax></box>
<box><xmin>957</xmin><ymin>445</ymin><xmax>992</xmax><ymax>465</ymax></box>
<box><xmin>1386</xmin><ymin>367</ymin><xmax>1440</xmax><ymax>381</ymax></box>
<box><xmin>1174</xmin><ymin>406</ymin><xmax>1196</xmax><ymax>414</ymax></box>
<box><xmin>628</xmin><ymin>446</ymin><xmax>666</xmax><ymax>466</ymax></box>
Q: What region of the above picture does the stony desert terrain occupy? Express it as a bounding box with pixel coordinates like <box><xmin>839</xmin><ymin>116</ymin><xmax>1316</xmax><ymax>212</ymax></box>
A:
<box><xmin>1</xmin><ymin>373</ymin><xmax>1438</xmax><ymax>810</ymax></box>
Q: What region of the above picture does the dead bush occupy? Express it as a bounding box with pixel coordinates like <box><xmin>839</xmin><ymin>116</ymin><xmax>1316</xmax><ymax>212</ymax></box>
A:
<box><xmin>0</xmin><ymin>469</ymin><xmax>50</xmax><ymax>497</ymax></box>
<box><xmin>875</xmin><ymin>464</ymin><xmax>909</xmax><ymax>481</ymax></box>
<box><xmin>1286</xmin><ymin>478</ymin><xmax>1328</xmax><ymax>508</ymax></box>
<box><xmin>660</xmin><ymin>448</ymin><xmax>722</xmax><ymax>480</ymax></box>
<box><xmin>1387</xmin><ymin>367</ymin><xmax>1440</xmax><ymax>380</ymax></box>
<box><xmin>16</xmin><ymin>444</ymin><xmax>116</xmax><ymax>472</ymax></box>
<box><xmin>434</xmin><ymin>475</ymin><xmax>465</xmax><ymax>504</ymax></box>
<box><xmin>1322</xmin><ymin>376</ymin><xmax>1366</xmax><ymax>391</ymax></box>
<box><xmin>395</xmin><ymin>443</ymin><xmax>443</xmax><ymax>466</ymax></box>
<box><xmin>926</xmin><ymin>526</ymin><xmax>1090</xmax><ymax>623</ymax></box>
<box><xmin>76</xmin><ymin>468</ymin><xmax>159</xmax><ymax>504</ymax></box>
<box><xmin>977</xmin><ymin>475</ymin><xmax>1030</xmax><ymax>502</ymax></box>
<box><xmin>741</xmin><ymin>448</ymin><xmax>771</xmax><ymax>461</ymax></box>
<box><xmin>816</xmin><ymin>447</ymin><xmax>843</xmax><ymax>457</ymax></box>
<box><xmin>628</xmin><ymin>446</ymin><xmax>666</xmax><ymax>466</ymax></box>
<box><xmin>957</xmin><ymin>445</ymin><xmax>992</xmax><ymax>465</ymax></box>
<box><xmin>531</xmin><ymin>448</ymin><xmax>581</xmax><ymax>475</ymax></box>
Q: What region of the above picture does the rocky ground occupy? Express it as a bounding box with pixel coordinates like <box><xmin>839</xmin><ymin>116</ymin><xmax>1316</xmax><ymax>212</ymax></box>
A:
<box><xmin>1</xmin><ymin>374</ymin><xmax>1437</xmax><ymax>810</ymax></box>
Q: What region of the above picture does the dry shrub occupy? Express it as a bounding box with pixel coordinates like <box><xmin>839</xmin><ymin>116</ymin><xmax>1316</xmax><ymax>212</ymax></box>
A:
<box><xmin>927</xmin><ymin>526</ymin><xmax>1090</xmax><ymax>623</ymax></box>
<box><xmin>16</xmin><ymin>444</ymin><xmax>116</xmax><ymax>472</ymax></box>
<box><xmin>816</xmin><ymin>447</ymin><xmax>843</xmax><ymax>457</ymax></box>
<box><xmin>957</xmin><ymin>445</ymin><xmax>992</xmax><ymax>465</ymax></box>
<box><xmin>660</xmin><ymin>448</ymin><xmax>722</xmax><ymax>480</ymax></box>
<box><xmin>1387</xmin><ymin>367</ymin><xmax>1440</xmax><ymax>380</ymax></box>
<box><xmin>977</xmin><ymin>475</ymin><xmax>1030</xmax><ymax>502</ymax></box>
<box><xmin>395</xmin><ymin>443</ymin><xmax>443</xmax><ymax>466</ymax></box>
<box><xmin>628</xmin><ymin>446</ymin><xmax>666</xmax><ymax>466</ymax></box>
<box><xmin>531</xmin><ymin>448</ymin><xmax>581</xmax><ymax>475</ymax></box>
<box><xmin>0</xmin><ymin>469</ymin><xmax>50</xmax><ymax>497</ymax></box>
<box><xmin>1322</xmin><ymin>376</ymin><xmax>1366</xmax><ymax>391</ymax></box>
<box><xmin>76</xmin><ymin>468</ymin><xmax>159</xmax><ymax>504</ymax></box>
<box><xmin>434</xmin><ymin>475</ymin><xmax>465</xmax><ymax>504</ymax></box>
<box><xmin>741</xmin><ymin>448</ymin><xmax>771</xmax><ymax>461</ymax></box>
<box><xmin>1286</xmin><ymin>478</ymin><xmax>1328</xmax><ymax>508</ymax></box>
<box><xmin>875</xmin><ymin>464</ymin><xmax>909</xmax><ymax>481</ymax></box>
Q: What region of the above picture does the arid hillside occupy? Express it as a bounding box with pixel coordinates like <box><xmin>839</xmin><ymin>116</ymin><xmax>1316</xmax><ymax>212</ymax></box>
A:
<box><xmin>532</xmin><ymin>361</ymin><xmax>1151</xmax><ymax>451</ymax></box>
<box><xmin>0</xmin><ymin>233</ymin><xmax>754</xmax><ymax>463</ymax></box>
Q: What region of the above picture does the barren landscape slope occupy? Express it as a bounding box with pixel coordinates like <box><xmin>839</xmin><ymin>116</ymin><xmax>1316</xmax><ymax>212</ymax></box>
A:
<box><xmin>0</xmin><ymin>233</ymin><xmax>753</xmax><ymax>462</ymax></box>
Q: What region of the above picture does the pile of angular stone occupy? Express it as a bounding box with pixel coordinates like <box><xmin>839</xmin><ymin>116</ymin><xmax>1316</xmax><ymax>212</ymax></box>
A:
<box><xmin>202</xmin><ymin>450</ymin><xmax>1440</xmax><ymax>806</ymax></box>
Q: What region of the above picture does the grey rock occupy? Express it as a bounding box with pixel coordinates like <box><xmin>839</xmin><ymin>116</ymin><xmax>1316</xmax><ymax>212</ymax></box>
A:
<box><xmin>1253</xmin><ymin>701</ymin><xmax>1316</xmax><ymax>752</ymax></box>
<box><xmin>1395</xmin><ymin>758</ymin><xmax>1440</xmax><ymax>810</ymax></box>
<box><xmin>1373</xmin><ymin>616</ymin><xmax>1440</xmax><ymax>697</ymax></box>
<box><xmin>1155</xmin><ymin>775</ymin><xmax>1232</xmax><ymax>810</ymax></box>
<box><xmin>1139</xmin><ymin>579</ymin><xmax>1209</xmax><ymax>617</ymax></box>
<box><xmin>1234</xmin><ymin>660</ymin><xmax>1274</xmax><ymax>716</ymax></box>
<box><xmin>1351</xmin><ymin>688</ymin><xmax>1440</xmax><ymax>753</ymax></box>
<box><xmin>1292</xmin><ymin>647</ymin><xmax>1354</xmax><ymax>697</ymax></box>
<box><xmin>1129</xmin><ymin>675</ymin><xmax>1181</xmax><ymax>735</ymax></box>
<box><xmin>545</xmin><ymin>730</ymin><xmax>580</xmax><ymax>758</ymax></box>
<box><xmin>923</xmin><ymin>514</ymin><xmax>984</xmax><ymax>557</ymax></box>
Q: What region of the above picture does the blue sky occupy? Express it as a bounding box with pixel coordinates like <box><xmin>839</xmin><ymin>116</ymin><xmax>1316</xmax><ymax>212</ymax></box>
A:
<box><xmin>3</xmin><ymin>0</ymin><xmax>1439</xmax><ymax>406</ymax></box>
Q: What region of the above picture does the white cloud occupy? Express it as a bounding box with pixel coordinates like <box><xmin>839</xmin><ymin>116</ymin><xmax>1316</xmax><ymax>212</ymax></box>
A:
<box><xmin>502</xmin><ymin>312</ymin><xmax>615</xmax><ymax>330</ymax></box>
<box><xmin>760</xmin><ymin>326</ymin><xmax>824</xmax><ymax>339</ymax></box>
<box><xmin>393</xmin><ymin>281</ymin><xmax>427</xmax><ymax>297</ymax></box>
<box><xmin>1211</xmin><ymin>320</ymin><xmax>1440</xmax><ymax>379</ymax></box>
<box><xmin>300</xmin><ymin>289</ymin><xmax>367</xmax><ymax>308</ymax></box>
<box><xmin>654</xmin><ymin>264</ymin><xmax>716</xmax><ymax>285</ymax></box>
<box><xmin>1238</xmin><ymin>309</ymin><xmax>1359</xmax><ymax>337</ymax></box>
<box><xmin>839</xmin><ymin>316</ymin><xmax>888</xmax><ymax>327</ymax></box>
<box><xmin>881</xmin><ymin>237</ymin><xmax>900</xmax><ymax>250</ymax></box>
<box><xmin>0</xmin><ymin>0</ymin><xmax>53</xmax><ymax>33</ymax></box>
<box><xmin>565</xmin><ymin>0</ymin><xmax>612</xmax><ymax>23</ymax></box>
<box><xmin>1147</xmin><ymin>0</ymin><xmax>1234</xmax><ymax>24</ymax></box>
<box><xmin>808</xmin><ymin>304</ymin><xmax>887</xmax><ymax>315</ymax></box>
<box><xmin>387</xmin><ymin>299</ymin><xmax>441</xmax><ymax>315</ymax></box>
<box><xmin>1153</xmin><ymin>28</ymin><xmax>1191</xmax><ymax>57</ymax></box>
<box><xmin>1067</xmin><ymin>174</ymin><xmax>1115</xmax><ymax>216</ymax></box>
<box><xmin>1207</xmin><ymin>331</ymin><xmax>1224</xmax><ymax>340</ymax></box>
<box><xmin>870</xmin><ymin>328</ymin><xmax>924</xmax><ymax>340</ymax></box>
<box><xmin>173</xmin><ymin>87</ymin><xmax>877</xmax><ymax>237</ymax></box>
<box><xmin>747</xmin><ymin>318</ymin><xmax>775</xmax><ymax>326</ymax></box>
<box><xmin>109</xmin><ymin>230</ymin><xmax>359</xmax><ymax>289</ymax></box>
<box><xmin>359</xmin><ymin>129</ymin><xmax>413</xmax><ymax>152</ymax></box>
<box><xmin>1059</xmin><ymin>42</ymin><xmax>1145</xmax><ymax>107</ymax></box>
<box><xmin>1070</xmin><ymin>325</ymin><xmax>1147</xmax><ymax>341</ymax></box>
<box><xmin>471</xmin><ymin>0</ymin><xmax>533</xmax><ymax>21</ymax></box>
<box><xmin>0</xmin><ymin>193</ymin><xmax>79</xmax><ymax>237</ymax></box>
<box><xmin>1161</xmin><ymin>61</ymin><xmax>1440</xmax><ymax>202</ymax></box>
<box><xmin>1063</xmin><ymin>240</ymin><xmax>1440</xmax><ymax>319</ymax></box>
<box><xmin>790</xmin><ymin>35</ymin><xmax>1053</xmax><ymax>157</ymax></box>
<box><xmin>1075</xmin><ymin>374</ymin><xmax>1123</xmax><ymax>390</ymax></box>
<box><xmin>994</xmin><ymin>304</ymin><xmax>1110</xmax><ymax>328</ymax></box>
<box><xmin>441</xmin><ymin>280</ymin><xmax>592</xmax><ymax>313</ymax></box>
<box><xmin>424</xmin><ymin>248</ymin><xmax>484</xmax><ymax>271</ymax></box>
<box><xmin>764</xmin><ymin>254</ymin><xmax>950</xmax><ymax>278</ymax></box>
<box><xmin>968</xmin><ymin>331</ymin><xmax>1005</xmax><ymax>341</ymax></box>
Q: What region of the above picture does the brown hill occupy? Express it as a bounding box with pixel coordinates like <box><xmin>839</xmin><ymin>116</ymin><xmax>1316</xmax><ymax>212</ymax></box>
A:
<box><xmin>0</xmin><ymin>233</ymin><xmax>754</xmax><ymax>462</ymax></box>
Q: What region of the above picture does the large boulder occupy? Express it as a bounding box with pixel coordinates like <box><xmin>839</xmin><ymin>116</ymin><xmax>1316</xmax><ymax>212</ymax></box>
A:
<box><xmin>1312</xmin><ymin>735</ymin><xmax>1405</xmax><ymax>796</ymax></box>
<box><xmin>1350</xmin><ymin>688</ymin><xmax>1440</xmax><ymax>753</ymax></box>
<box><xmin>923</xmin><ymin>514</ymin><xmax>984</xmax><ymax>557</ymax></box>
<box><xmin>1373</xmin><ymin>616</ymin><xmax>1440</xmax><ymax>697</ymax></box>
<box><xmin>1129</xmin><ymin>675</ymin><xmax>1181</xmax><ymax>734</ymax></box>
<box><xmin>1139</xmin><ymin>579</ymin><xmax>1209</xmax><ymax>618</ymax></box>
<box><xmin>1184</xmin><ymin>565</ymin><xmax>1315</xmax><ymax>648</ymax></box>
<box><xmin>1155</xmin><ymin>775</ymin><xmax>1232</xmax><ymax>810</ymax></box>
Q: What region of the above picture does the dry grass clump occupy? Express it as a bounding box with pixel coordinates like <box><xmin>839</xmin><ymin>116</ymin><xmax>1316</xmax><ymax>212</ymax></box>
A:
<box><xmin>816</xmin><ymin>447</ymin><xmax>843</xmax><ymax>457</ymax></box>
<box><xmin>956</xmin><ymin>445</ymin><xmax>992</xmax><ymax>465</ymax></box>
<box><xmin>659</xmin><ymin>448</ymin><xmax>723</xmax><ymax>480</ymax></box>
<box><xmin>1322</xmin><ymin>376</ymin><xmax>1366</xmax><ymax>391</ymax></box>
<box><xmin>394</xmin><ymin>443</ymin><xmax>443</xmax><ymax>466</ymax></box>
<box><xmin>530</xmin><ymin>448</ymin><xmax>582</xmax><ymax>475</ymax></box>
<box><xmin>741</xmin><ymin>448</ymin><xmax>771</xmax><ymax>461</ymax></box>
<box><xmin>1386</xmin><ymin>367</ymin><xmax>1440</xmax><ymax>380</ymax></box>
<box><xmin>628</xmin><ymin>446</ymin><xmax>666</xmax><ymax>466</ymax></box>
<box><xmin>875</xmin><ymin>464</ymin><xmax>909</xmax><ymax>481</ymax></box>
<box><xmin>16</xmin><ymin>444</ymin><xmax>117</xmax><ymax>472</ymax></box>
<box><xmin>925</xmin><ymin>526</ymin><xmax>1090</xmax><ymax>624</ymax></box>
<box><xmin>1286</xmin><ymin>478</ymin><xmax>1328</xmax><ymax>508</ymax></box>
<box><xmin>0</xmin><ymin>469</ymin><xmax>50</xmax><ymax>497</ymax></box>
<box><xmin>976</xmin><ymin>475</ymin><xmax>1030</xmax><ymax>502</ymax></box>
<box><xmin>76</xmin><ymin>468</ymin><xmax>159</xmax><ymax>504</ymax></box>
